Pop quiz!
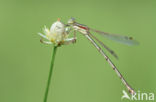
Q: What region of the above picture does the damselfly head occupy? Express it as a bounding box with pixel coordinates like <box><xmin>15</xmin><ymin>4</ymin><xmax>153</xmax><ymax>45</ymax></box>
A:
<box><xmin>67</xmin><ymin>17</ymin><xmax>75</xmax><ymax>24</ymax></box>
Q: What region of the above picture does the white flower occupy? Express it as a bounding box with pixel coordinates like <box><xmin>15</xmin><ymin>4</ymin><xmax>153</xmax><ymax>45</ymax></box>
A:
<box><xmin>38</xmin><ymin>19</ymin><xmax>70</xmax><ymax>46</ymax></box>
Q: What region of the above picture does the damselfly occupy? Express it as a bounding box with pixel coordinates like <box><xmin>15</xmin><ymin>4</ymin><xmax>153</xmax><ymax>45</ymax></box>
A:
<box><xmin>66</xmin><ymin>18</ymin><xmax>139</xmax><ymax>95</ymax></box>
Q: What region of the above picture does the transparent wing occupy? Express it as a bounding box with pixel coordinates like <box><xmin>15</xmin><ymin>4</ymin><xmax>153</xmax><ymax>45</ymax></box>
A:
<box><xmin>89</xmin><ymin>28</ymin><xmax>139</xmax><ymax>45</ymax></box>
<box><xmin>88</xmin><ymin>32</ymin><xmax>118</xmax><ymax>59</ymax></box>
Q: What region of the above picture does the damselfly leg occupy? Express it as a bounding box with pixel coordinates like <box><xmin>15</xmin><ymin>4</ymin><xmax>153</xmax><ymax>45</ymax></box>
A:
<box><xmin>67</xmin><ymin>18</ymin><xmax>138</xmax><ymax>95</ymax></box>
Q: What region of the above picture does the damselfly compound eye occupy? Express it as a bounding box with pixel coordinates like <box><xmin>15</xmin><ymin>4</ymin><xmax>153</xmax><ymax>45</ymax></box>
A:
<box><xmin>67</xmin><ymin>17</ymin><xmax>75</xmax><ymax>24</ymax></box>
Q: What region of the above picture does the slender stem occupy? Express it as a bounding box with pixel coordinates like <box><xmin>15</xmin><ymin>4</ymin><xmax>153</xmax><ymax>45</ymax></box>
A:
<box><xmin>44</xmin><ymin>46</ymin><xmax>58</xmax><ymax>102</ymax></box>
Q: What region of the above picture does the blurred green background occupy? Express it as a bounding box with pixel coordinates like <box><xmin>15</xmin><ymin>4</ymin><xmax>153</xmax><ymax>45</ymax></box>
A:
<box><xmin>0</xmin><ymin>0</ymin><xmax>156</xmax><ymax>102</ymax></box>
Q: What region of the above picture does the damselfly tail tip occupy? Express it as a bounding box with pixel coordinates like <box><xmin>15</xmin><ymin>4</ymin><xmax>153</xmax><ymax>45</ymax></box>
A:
<box><xmin>127</xmin><ymin>86</ymin><xmax>136</xmax><ymax>95</ymax></box>
<box><xmin>129</xmin><ymin>89</ymin><xmax>136</xmax><ymax>95</ymax></box>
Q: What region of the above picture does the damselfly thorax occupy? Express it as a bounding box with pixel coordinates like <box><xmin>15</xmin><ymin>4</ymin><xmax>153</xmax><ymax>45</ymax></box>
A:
<box><xmin>66</xmin><ymin>18</ymin><xmax>139</xmax><ymax>95</ymax></box>
<box><xmin>72</xmin><ymin>22</ymin><xmax>89</xmax><ymax>35</ymax></box>
<box><xmin>39</xmin><ymin>18</ymin><xmax>138</xmax><ymax>95</ymax></box>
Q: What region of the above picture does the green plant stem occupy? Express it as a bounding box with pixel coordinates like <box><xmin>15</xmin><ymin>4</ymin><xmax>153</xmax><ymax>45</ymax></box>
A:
<box><xmin>44</xmin><ymin>46</ymin><xmax>58</xmax><ymax>102</ymax></box>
